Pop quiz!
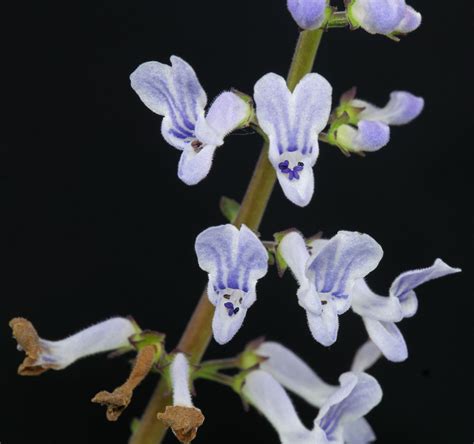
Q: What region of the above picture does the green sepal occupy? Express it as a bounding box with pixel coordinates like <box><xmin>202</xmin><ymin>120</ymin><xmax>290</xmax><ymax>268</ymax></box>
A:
<box><xmin>237</xmin><ymin>337</ymin><xmax>268</xmax><ymax>370</ymax></box>
<box><xmin>220</xmin><ymin>196</ymin><xmax>241</xmax><ymax>223</ymax></box>
<box><xmin>230</xmin><ymin>88</ymin><xmax>255</xmax><ymax>128</ymax></box>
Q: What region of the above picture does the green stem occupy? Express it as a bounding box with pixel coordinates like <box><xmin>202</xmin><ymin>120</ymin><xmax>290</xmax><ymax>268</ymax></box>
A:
<box><xmin>128</xmin><ymin>28</ymin><xmax>324</xmax><ymax>444</ymax></box>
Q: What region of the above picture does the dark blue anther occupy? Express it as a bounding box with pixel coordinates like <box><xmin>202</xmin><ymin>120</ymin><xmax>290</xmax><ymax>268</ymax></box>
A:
<box><xmin>224</xmin><ymin>302</ymin><xmax>240</xmax><ymax>317</ymax></box>
<box><xmin>278</xmin><ymin>160</ymin><xmax>305</xmax><ymax>181</ymax></box>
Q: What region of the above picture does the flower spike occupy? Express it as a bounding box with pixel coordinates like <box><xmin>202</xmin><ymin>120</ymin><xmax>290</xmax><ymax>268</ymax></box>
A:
<box><xmin>254</xmin><ymin>72</ymin><xmax>332</xmax><ymax>207</ymax></box>
<box><xmin>9</xmin><ymin>317</ymin><xmax>136</xmax><ymax>376</ymax></box>
<box><xmin>195</xmin><ymin>224</ymin><xmax>269</xmax><ymax>344</ymax></box>
<box><xmin>158</xmin><ymin>353</ymin><xmax>205</xmax><ymax>443</ymax></box>
<box><xmin>130</xmin><ymin>56</ymin><xmax>251</xmax><ymax>185</ymax></box>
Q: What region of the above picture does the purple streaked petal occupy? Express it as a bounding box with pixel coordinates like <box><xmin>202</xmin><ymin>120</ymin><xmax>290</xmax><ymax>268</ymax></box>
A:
<box><xmin>355</xmin><ymin>91</ymin><xmax>425</xmax><ymax>126</ymax></box>
<box><xmin>316</xmin><ymin>372</ymin><xmax>382</xmax><ymax>442</ymax></box>
<box><xmin>195</xmin><ymin>224</ymin><xmax>268</xmax><ymax>344</ymax></box>
<box><xmin>396</xmin><ymin>5</ymin><xmax>422</xmax><ymax>34</ymax></box>
<box><xmin>307</xmin><ymin>231</ymin><xmax>384</xmax><ymax>306</ymax></box>
<box><xmin>130</xmin><ymin>57</ymin><xmax>207</xmax><ymax>150</ymax></box>
<box><xmin>287</xmin><ymin>0</ymin><xmax>328</xmax><ymax>30</ymax></box>
<box><xmin>336</xmin><ymin>121</ymin><xmax>390</xmax><ymax>153</ymax></box>
<box><xmin>349</xmin><ymin>0</ymin><xmax>406</xmax><ymax>35</ymax></box>
<box><xmin>254</xmin><ymin>72</ymin><xmax>332</xmax><ymax>207</ymax></box>
<box><xmin>389</xmin><ymin>258</ymin><xmax>461</xmax><ymax>318</ymax></box>
<box><xmin>363</xmin><ymin>318</ymin><xmax>408</xmax><ymax>362</ymax></box>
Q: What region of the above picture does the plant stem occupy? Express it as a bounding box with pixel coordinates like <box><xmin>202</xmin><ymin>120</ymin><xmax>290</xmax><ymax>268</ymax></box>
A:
<box><xmin>129</xmin><ymin>28</ymin><xmax>324</xmax><ymax>444</ymax></box>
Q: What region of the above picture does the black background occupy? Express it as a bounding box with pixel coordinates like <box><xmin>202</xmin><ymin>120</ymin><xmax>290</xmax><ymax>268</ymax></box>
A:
<box><xmin>1</xmin><ymin>0</ymin><xmax>473</xmax><ymax>443</ymax></box>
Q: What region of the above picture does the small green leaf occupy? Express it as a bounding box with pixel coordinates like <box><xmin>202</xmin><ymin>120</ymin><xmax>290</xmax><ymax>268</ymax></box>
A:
<box><xmin>130</xmin><ymin>418</ymin><xmax>140</xmax><ymax>434</ymax></box>
<box><xmin>220</xmin><ymin>196</ymin><xmax>241</xmax><ymax>223</ymax></box>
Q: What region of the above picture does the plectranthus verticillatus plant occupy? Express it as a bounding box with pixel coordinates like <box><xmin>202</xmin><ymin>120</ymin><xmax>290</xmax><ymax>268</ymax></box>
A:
<box><xmin>9</xmin><ymin>1</ymin><xmax>460</xmax><ymax>443</ymax></box>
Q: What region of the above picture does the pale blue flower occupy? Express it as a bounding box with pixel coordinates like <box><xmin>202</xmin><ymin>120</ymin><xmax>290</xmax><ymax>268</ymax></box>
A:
<box><xmin>254</xmin><ymin>72</ymin><xmax>332</xmax><ymax>207</ymax></box>
<box><xmin>130</xmin><ymin>56</ymin><xmax>250</xmax><ymax>185</ymax></box>
<box><xmin>195</xmin><ymin>224</ymin><xmax>268</xmax><ymax>344</ymax></box>
<box><xmin>243</xmin><ymin>368</ymin><xmax>382</xmax><ymax>444</ymax></box>
<box><xmin>279</xmin><ymin>231</ymin><xmax>383</xmax><ymax>346</ymax></box>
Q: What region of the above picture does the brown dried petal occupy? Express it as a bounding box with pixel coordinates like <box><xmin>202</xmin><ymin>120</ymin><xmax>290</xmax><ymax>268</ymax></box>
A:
<box><xmin>92</xmin><ymin>387</ymin><xmax>132</xmax><ymax>421</ymax></box>
<box><xmin>157</xmin><ymin>405</ymin><xmax>205</xmax><ymax>444</ymax></box>
<box><xmin>9</xmin><ymin>317</ymin><xmax>54</xmax><ymax>376</ymax></box>
<box><xmin>92</xmin><ymin>345</ymin><xmax>156</xmax><ymax>421</ymax></box>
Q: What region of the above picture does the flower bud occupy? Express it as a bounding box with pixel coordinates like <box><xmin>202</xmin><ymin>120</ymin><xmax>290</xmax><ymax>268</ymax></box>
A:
<box><xmin>287</xmin><ymin>0</ymin><xmax>330</xmax><ymax>30</ymax></box>
<box><xmin>348</xmin><ymin>0</ymin><xmax>406</xmax><ymax>35</ymax></box>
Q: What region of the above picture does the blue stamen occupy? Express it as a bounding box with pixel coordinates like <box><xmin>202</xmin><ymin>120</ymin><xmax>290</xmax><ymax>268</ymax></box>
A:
<box><xmin>278</xmin><ymin>161</ymin><xmax>305</xmax><ymax>181</ymax></box>
<box><xmin>224</xmin><ymin>302</ymin><xmax>240</xmax><ymax>317</ymax></box>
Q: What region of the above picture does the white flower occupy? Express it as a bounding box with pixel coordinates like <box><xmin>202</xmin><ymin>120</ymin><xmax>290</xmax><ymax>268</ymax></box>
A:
<box><xmin>10</xmin><ymin>317</ymin><xmax>136</xmax><ymax>375</ymax></box>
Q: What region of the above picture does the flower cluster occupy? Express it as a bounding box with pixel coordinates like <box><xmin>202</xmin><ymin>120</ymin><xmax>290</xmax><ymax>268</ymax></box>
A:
<box><xmin>242</xmin><ymin>340</ymin><xmax>384</xmax><ymax>444</ymax></box>
<box><xmin>131</xmin><ymin>56</ymin><xmax>422</xmax><ymax>207</ymax></box>
<box><xmin>195</xmin><ymin>227</ymin><xmax>460</xmax><ymax>355</ymax></box>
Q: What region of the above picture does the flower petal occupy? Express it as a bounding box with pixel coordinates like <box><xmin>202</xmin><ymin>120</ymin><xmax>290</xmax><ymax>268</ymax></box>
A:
<box><xmin>212</xmin><ymin>303</ymin><xmax>248</xmax><ymax>345</ymax></box>
<box><xmin>200</xmin><ymin>91</ymin><xmax>250</xmax><ymax>144</ymax></box>
<box><xmin>243</xmin><ymin>370</ymin><xmax>327</xmax><ymax>444</ymax></box>
<box><xmin>355</xmin><ymin>91</ymin><xmax>425</xmax><ymax>126</ymax></box>
<box><xmin>336</xmin><ymin>121</ymin><xmax>390</xmax><ymax>153</ymax></box>
<box><xmin>130</xmin><ymin>57</ymin><xmax>207</xmax><ymax>149</ymax></box>
<box><xmin>396</xmin><ymin>5</ymin><xmax>422</xmax><ymax>34</ymax></box>
<box><xmin>316</xmin><ymin>372</ymin><xmax>382</xmax><ymax>442</ymax></box>
<box><xmin>279</xmin><ymin>231</ymin><xmax>311</xmax><ymax>287</ymax></box>
<box><xmin>343</xmin><ymin>418</ymin><xmax>377</xmax><ymax>444</ymax></box>
<box><xmin>279</xmin><ymin>231</ymin><xmax>322</xmax><ymax>313</ymax></box>
<box><xmin>254</xmin><ymin>72</ymin><xmax>332</xmax><ymax>207</ymax></box>
<box><xmin>307</xmin><ymin>299</ymin><xmax>339</xmax><ymax>346</ymax></box>
<box><xmin>349</xmin><ymin>0</ymin><xmax>406</xmax><ymax>35</ymax></box>
<box><xmin>307</xmin><ymin>231</ymin><xmax>384</xmax><ymax>313</ymax></box>
<box><xmin>363</xmin><ymin>318</ymin><xmax>408</xmax><ymax>362</ymax></box>
<box><xmin>257</xmin><ymin>342</ymin><xmax>336</xmax><ymax>408</ymax></box>
<box><xmin>177</xmin><ymin>144</ymin><xmax>218</xmax><ymax>186</ymax></box>
<box><xmin>351</xmin><ymin>340</ymin><xmax>383</xmax><ymax>373</ymax></box>
<box><xmin>351</xmin><ymin>279</ymin><xmax>403</xmax><ymax>322</ymax></box>
<box><xmin>389</xmin><ymin>258</ymin><xmax>461</xmax><ymax>318</ymax></box>
<box><xmin>287</xmin><ymin>0</ymin><xmax>328</xmax><ymax>30</ymax></box>
<box><xmin>195</xmin><ymin>224</ymin><xmax>268</xmax><ymax>344</ymax></box>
